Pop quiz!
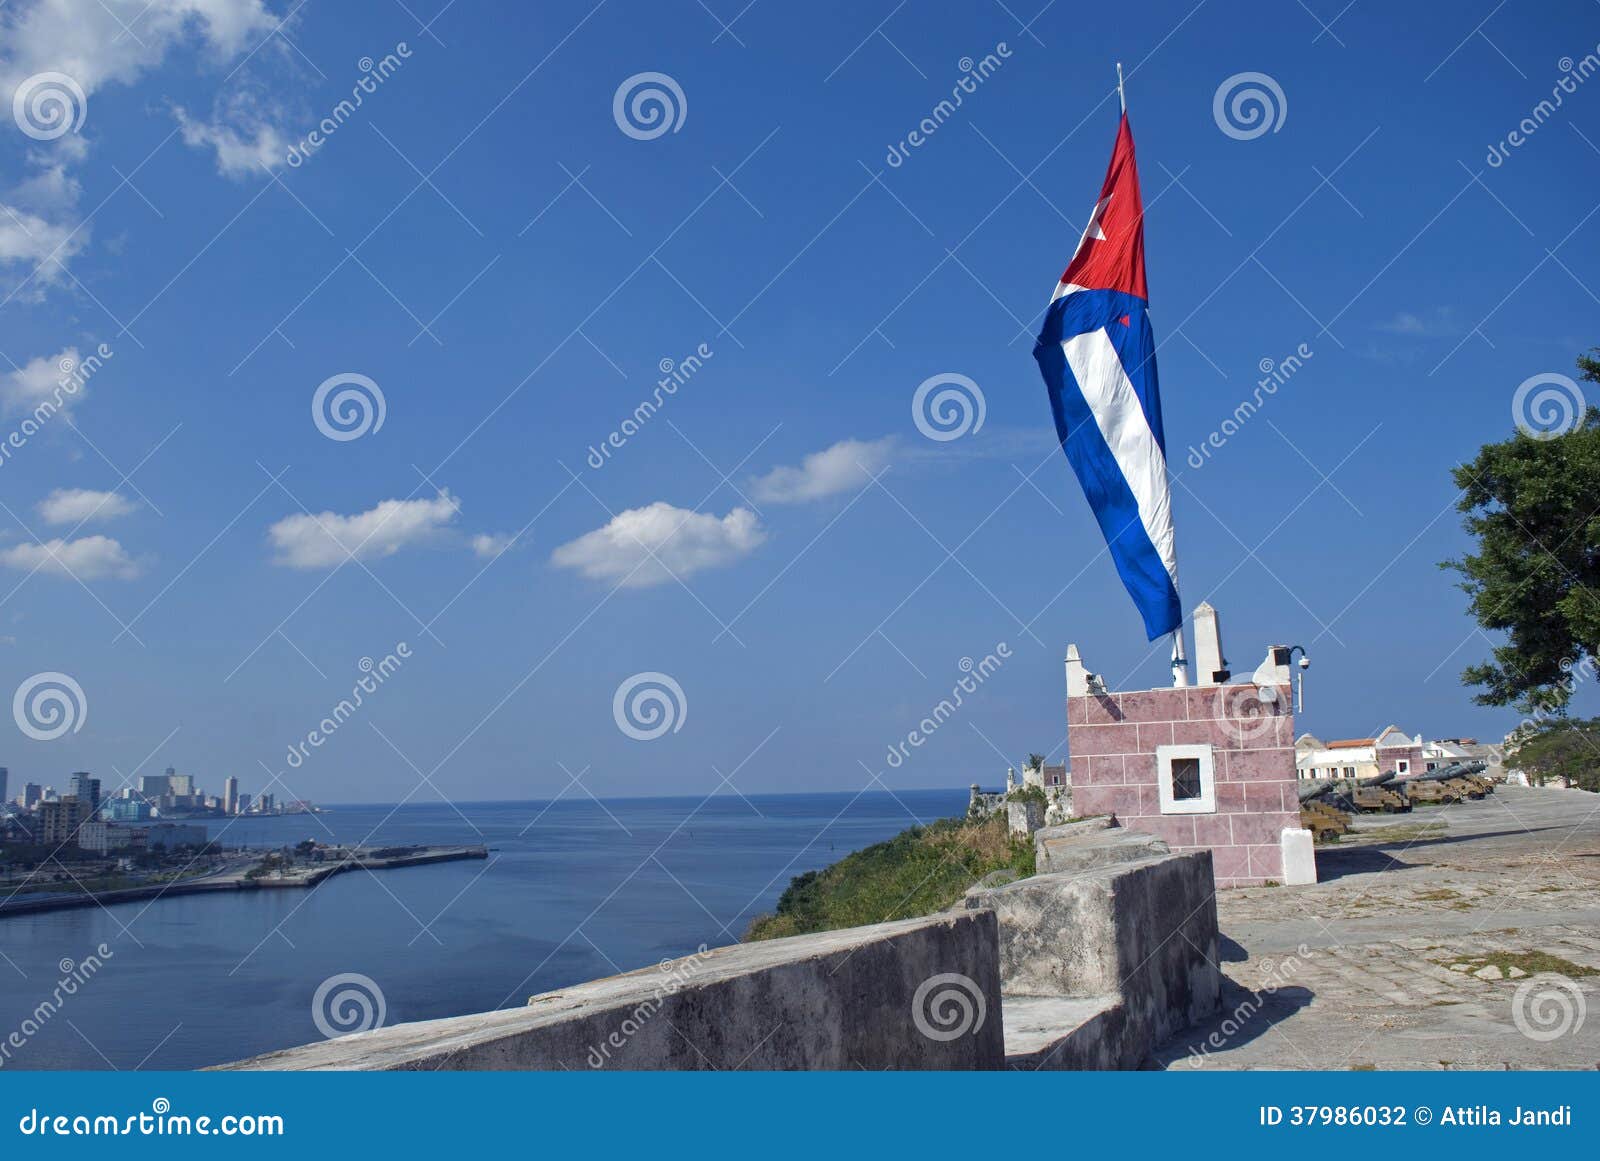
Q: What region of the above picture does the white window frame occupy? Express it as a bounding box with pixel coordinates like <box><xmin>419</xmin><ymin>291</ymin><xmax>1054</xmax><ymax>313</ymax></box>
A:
<box><xmin>1395</xmin><ymin>759</ymin><xmax>1410</xmax><ymax>775</ymax></box>
<box><xmin>1156</xmin><ymin>744</ymin><xmax>1216</xmax><ymax>815</ymax></box>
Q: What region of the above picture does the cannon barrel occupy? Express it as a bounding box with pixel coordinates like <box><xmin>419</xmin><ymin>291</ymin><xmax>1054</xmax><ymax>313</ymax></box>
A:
<box><xmin>1301</xmin><ymin>768</ymin><xmax>1396</xmax><ymax>802</ymax></box>
<box><xmin>1403</xmin><ymin>760</ymin><xmax>1487</xmax><ymax>784</ymax></box>
<box><xmin>1298</xmin><ymin>778</ymin><xmax>1337</xmax><ymax>803</ymax></box>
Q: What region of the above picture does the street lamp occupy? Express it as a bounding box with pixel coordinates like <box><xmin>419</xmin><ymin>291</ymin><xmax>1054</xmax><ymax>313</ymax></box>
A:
<box><xmin>1286</xmin><ymin>645</ymin><xmax>1310</xmax><ymax>713</ymax></box>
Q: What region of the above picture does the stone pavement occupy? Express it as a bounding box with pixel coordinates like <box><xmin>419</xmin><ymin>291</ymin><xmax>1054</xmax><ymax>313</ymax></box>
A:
<box><xmin>1149</xmin><ymin>785</ymin><xmax>1600</xmax><ymax>1070</ymax></box>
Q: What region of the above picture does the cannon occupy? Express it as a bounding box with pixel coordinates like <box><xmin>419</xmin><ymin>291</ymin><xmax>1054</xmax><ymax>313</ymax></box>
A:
<box><xmin>1394</xmin><ymin>760</ymin><xmax>1490</xmax><ymax>806</ymax></box>
<box><xmin>1299</xmin><ymin>798</ymin><xmax>1352</xmax><ymax>841</ymax></box>
<box><xmin>1351</xmin><ymin>783</ymin><xmax>1411</xmax><ymax>813</ymax></box>
<box><xmin>1395</xmin><ymin>758</ymin><xmax>1491</xmax><ymax>805</ymax></box>
<box><xmin>1301</xmin><ymin>767</ymin><xmax>1408</xmax><ymax>814</ymax></box>
<box><xmin>1405</xmin><ymin>778</ymin><xmax>1460</xmax><ymax>805</ymax></box>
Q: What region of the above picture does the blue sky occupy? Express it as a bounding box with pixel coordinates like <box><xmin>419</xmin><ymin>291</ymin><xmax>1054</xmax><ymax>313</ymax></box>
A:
<box><xmin>1</xmin><ymin>0</ymin><xmax>1596</xmax><ymax>804</ymax></box>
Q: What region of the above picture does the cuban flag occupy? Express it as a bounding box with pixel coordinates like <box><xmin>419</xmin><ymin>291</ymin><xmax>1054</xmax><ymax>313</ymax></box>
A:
<box><xmin>1033</xmin><ymin>112</ymin><xmax>1181</xmax><ymax>642</ymax></box>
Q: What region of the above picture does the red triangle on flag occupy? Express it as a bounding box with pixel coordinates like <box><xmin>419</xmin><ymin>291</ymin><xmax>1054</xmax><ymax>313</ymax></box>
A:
<box><xmin>1056</xmin><ymin>113</ymin><xmax>1149</xmax><ymax>301</ymax></box>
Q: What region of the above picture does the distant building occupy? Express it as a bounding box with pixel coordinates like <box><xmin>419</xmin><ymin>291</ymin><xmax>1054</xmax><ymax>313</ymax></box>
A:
<box><xmin>169</xmin><ymin>772</ymin><xmax>193</xmax><ymax>798</ymax></box>
<box><xmin>0</xmin><ymin>766</ymin><xmax>8</xmax><ymax>807</ymax></box>
<box><xmin>139</xmin><ymin>774</ymin><xmax>170</xmax><ymax>803</ymax></box>
<box><xmin>67</xmin><ymin>773</ymin><xmax>101</xmax><ymax>816</ymax></box>
<box><xmin>237</xmin><ymin>793</ymin><xmax>251</xmax><ymax>814</ymax></box>
<box><xmin>38</xmin><ymin>797</ymin><xmax>89</xmax><ymax>846</ymax></box>
<box><xmin>104</xmin><ymin>798</ymin><xmax>152</xmax><ymax>822</ymax></box>
<box><xmin>258</xmin><ymin>792</ymin><xmax>275</xmax><ymax>814</ymax></box>
<box><xmin>1296</xmin><ymin>729</ymin><xmax>1504</xmax><ymax>781</ymax></box>
<box><xmin>223</xmin><ymin>776</ymin><xmax>238</xmax><ymax>816</ymax></box>
<box><xmin>78</xmin><ymin>821</ymin><xmax>144</xmax><ymax>855</ymax></box>
<box><xmin>21</xmin><ymin>782</ymin><xmax>41</xmax><ymax>809</ymax></box>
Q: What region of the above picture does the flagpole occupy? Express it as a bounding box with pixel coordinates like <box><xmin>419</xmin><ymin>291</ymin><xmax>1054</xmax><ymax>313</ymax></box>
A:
<box><xmin>1114</xmin><ymin>61</ymin><xmax>1180</xmax><ymax>684</ymax></box>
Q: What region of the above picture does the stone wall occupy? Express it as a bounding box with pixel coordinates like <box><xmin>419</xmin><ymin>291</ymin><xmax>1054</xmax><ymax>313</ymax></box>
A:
<box><xmin>225</xmin><ymin>837</ymin><xmax>1221</xmax><ymax>1072</ymax></box>
<box><xmin>1067</xmin><ymin>682</ymin><xmax>1301</xmax><ymax>886</ymax></box>
<box><xmin>221</xmin><ymin>911</ymin><xmax>1003</xmax><ymax>1071</ymax></box>
<box><xmin>965</xmin><ymin>828</ymin><xmax>1220</xmax><ymax>1069</ymax></box>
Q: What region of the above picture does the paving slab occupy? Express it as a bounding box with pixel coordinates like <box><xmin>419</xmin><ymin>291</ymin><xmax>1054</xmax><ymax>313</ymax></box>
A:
<box><xmin>1149</xmin><ymin>786</ymin><xmax>1600</xmax><ymax>1071</ymax></box>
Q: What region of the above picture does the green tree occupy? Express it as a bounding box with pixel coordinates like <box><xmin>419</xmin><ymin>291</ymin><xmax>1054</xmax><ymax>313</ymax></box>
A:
<box><xmin>1509</xmin><ymin>718</ymin><xmax>1600</xmax><ymax>792</ymax></box>
<box><xmin>1444</xmin><ymin>349</ymin><xmax>1600</xmax><ymax>712</ymax></box>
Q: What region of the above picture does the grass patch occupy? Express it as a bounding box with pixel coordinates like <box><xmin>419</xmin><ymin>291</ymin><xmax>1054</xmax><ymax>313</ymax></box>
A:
<box><xmin>1361</xmin><ymin>822</ymin><xmax>1447</xmax><ymax>843</ymax></box>
<box><xmin>1448</xmin><ymin>951</ymin><xmax>1599</xmax><ymax>978</ymax></box>
<box><xmin>1472</xmin><ymin>953</ymin><xmax>1600</xmax><ymax>978</ymax></box>
<box><xmin>745</xmin><ymin>813</ymin><xmax>1035</xmax><ymax>941</ymax></box>
<box><xmin>1411</xmin><ymin>888</ymin><xmax>1462</xmax><ymax>902</ymax></box>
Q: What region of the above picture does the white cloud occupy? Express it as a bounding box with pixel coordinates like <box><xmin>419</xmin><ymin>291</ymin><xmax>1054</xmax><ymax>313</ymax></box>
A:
<box><xmin>268</xmin><ymin>492</ymin><xmax>462</xmax><ymax>569</ymax></box>
<box><xmin>0</xmin><ymin>2</ymin><xmax>278</xmax><ymax>99</ymax></box>
<box><xmin>0</xmin><ymin>204</ymin><xmax>87</xmax><ymax>290</ymax></box>
<box><xmin>1</xmin><ymin>347</ymin><xmax>83</xmax><ymax>417</ymax></box>
<box><xmin>0</xmin><ymin>534</ymin><xmax>139</xmax><ymax>578</ymax></box>
<box><xmin>38</xmin><ymin>487</ymin><xmax>137</xmax><ymax>524</ymax></box>
<box><xmin>0</xmin><ymin>2</ymin><xmax>284</xmax><ymax>280</ymax></box>
<box><xmin>749</xmin><ymin>437</ymin><xmax>896</xmax><ymax>504</ymax></box>
<box><xmin>1377</xmin><ymin>308</ymin><xmax>1460</xmax><ymax>338</ymax></box>
<box><xmin>175</xmin><ymin>106</ymin><xmax>287</xmax><ymax>178</ymax></box>
<box><xmin>471</xmin><ymin>533</ymin><xmax>513</xmax><ymax>559</ymax></box>
<box><xmin>551</xmin><ymin>502</ymin><xmax>765</xmax><ymax>588</ymax></box>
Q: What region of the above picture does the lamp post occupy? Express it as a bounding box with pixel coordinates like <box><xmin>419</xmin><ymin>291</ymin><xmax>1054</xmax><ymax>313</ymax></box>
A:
<box><xmin>1286</xmin><ymin>645</ymin><xmax>1310</xmax><ymax>714</ymax></box>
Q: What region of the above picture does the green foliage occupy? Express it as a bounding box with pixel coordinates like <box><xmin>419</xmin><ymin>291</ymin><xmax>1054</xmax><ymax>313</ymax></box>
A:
<box><xmin>1005</xmin><ymin>784</ymin><xmax>1047</xmax><ymax>805</ymax></box>
<box><xmin>244</xmin><ymin>853</ymin><xmax>285</xmax><ymax>880</ymax></box>
<box><xmin>1444</xmin><ymin>349</ymin><xmax>1600</xmax><ymax>712</ymax></box>
<box><xmin>744</xmin><ymin>813</ymin><xmax>1036</xmax><ymax>941</ymax></box>
<box><xmin>1026</xmin><ymin>752</ymin><xmax>1047</xmax><ymax>770</ymax></box>
<box><xmin>1509</xmin><ymin>717</ymin><xmax>1600</xmax><ymax>792</ymax></box>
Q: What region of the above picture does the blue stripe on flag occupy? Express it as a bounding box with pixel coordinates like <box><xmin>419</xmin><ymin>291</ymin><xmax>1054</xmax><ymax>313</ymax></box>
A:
<box><xmin>1035</xmin><ymin>288</ymin><xmax>1181</xmax><ymax>641</ymax></box>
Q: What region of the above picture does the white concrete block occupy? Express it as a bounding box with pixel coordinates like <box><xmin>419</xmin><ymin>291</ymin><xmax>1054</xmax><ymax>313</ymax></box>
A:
<box><xmin>1280</xmin><ymin>827</ymin><xmax>1317</xmax><ymax>886</ymax></box>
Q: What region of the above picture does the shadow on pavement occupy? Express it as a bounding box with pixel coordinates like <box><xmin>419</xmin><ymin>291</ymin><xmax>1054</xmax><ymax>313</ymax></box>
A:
<box><xmin>1147</xmin><ymin>980</ymin><xmax>1315</xmax><ymax>1070</ymax></box>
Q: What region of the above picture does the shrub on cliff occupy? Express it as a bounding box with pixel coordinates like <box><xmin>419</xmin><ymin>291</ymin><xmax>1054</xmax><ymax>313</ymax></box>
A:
<box><xmin>743</xmin><ymin>813</ymin><xmax>1035</xmax><ymax>941</ymax></box>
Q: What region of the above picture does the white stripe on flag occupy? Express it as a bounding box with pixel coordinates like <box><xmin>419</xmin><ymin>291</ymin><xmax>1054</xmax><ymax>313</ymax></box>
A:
<box><xmin>1059</xmin><ymin>326</ymin><xmax>1180</xmax><ymax>589</ymax></box>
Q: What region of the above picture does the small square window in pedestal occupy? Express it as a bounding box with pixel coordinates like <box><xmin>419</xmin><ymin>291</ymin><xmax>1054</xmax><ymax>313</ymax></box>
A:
<box><xmin>1156</xmin><ymin>744</ymin><xmax>1216</xmax><ymax>814</ymax></box>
